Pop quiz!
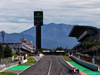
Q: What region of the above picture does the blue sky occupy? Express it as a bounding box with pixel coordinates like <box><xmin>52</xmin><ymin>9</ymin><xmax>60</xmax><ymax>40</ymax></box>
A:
<box><xmin>0</xmin><ymin>0</ymin><xmax>100</xmax><ymax>33</ymax></box>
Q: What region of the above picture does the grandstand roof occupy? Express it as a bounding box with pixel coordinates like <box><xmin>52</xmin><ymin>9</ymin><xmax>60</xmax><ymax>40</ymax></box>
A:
<box><xmin>69</xmin><ymin>25</ymin><xmax>98</xmax><ymax>38</ymax></box>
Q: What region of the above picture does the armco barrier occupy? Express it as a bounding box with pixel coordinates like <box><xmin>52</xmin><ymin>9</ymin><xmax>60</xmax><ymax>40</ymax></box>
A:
<box><xmin>70</xmin><ymin>56</ymin><xmax>98</xmax><ymax>71</ymax></box>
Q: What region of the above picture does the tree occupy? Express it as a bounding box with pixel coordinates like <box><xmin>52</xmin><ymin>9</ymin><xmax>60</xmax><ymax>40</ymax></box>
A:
<box><xmin>4</xmin><ymin>44</ymin><xmax>12</xmax><ymax>58</ymax></box>
<box><xmin>0</xmin><ymin>43</ymin><xmax>4</xmax><ymax>59</ymax></box>
<box><xmin>64</xmin><ymin>47</ymin><xmax>70</xmax><ymax>53</ymax></box>
<box><xmin>82</xmin><ymin>40</ymin><xmax>100</xmax><ymax>50</ymax></box>
<box><xmin>56</xmin><ymin>46</ymin><xmax>64</xmax><ymax>50</ymax></box>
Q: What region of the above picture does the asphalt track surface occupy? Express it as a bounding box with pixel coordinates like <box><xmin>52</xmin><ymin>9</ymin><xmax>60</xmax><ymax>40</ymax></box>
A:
<box><xmin>19</xmin><ymin>56</ymin><xmax>80</xmax><ymax>75</ymax></box>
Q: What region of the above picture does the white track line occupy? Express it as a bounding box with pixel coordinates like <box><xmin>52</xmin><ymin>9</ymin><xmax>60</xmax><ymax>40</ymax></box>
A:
<box><xmin>48</xmin><ymin>60</ymin><xmax>52</xmax><ymax>75</ymax></box>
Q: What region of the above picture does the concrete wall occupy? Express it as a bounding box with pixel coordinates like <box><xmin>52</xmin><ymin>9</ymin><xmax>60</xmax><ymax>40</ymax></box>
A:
<box><xmin>70</xmin><ymin>56</ymin><xmax>98</xmax><ymax>71</ymax></box>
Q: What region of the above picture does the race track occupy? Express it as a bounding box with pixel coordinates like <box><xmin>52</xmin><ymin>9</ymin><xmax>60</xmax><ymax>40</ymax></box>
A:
<box><xmin>19</xmin><ymin>56</ymin><xmax>80</xmax><ymax>75</ymax></box>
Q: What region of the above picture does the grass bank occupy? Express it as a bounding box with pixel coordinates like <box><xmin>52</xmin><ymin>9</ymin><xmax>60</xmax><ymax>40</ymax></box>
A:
<box><xmin>0</xmin><ymin>72</ymin><xmax>17</xmax><ymax>75</ymax></box>
<box><xmin>12</xmin><ymin>53</ymin><xmax>19</xmax><ymax>58</ymax></box>
<box><xmin>21</xmin><ymin>56</ymin><xmax>37</xmax><ymax>65</ymax></box>
<box><xmin>62</xmin><ymin>55</ymin><xmax>73</xmax><ymax>62</ymax></box>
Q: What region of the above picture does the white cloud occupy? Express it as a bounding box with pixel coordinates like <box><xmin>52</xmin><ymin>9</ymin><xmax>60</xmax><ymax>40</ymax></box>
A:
<box><xmin>17</xmin><ymin>19</ymin><xmax>32</xmax><ymax>22</ymax></box>
<box><xmin>0</xmin><ymin>22</ymin><xmax>33</xmax><ymax>33</ymax></box>
<box><xmin>0</xmin><ymin>0</ymin><xmax>100</xmax><ymax>33</ymax></box>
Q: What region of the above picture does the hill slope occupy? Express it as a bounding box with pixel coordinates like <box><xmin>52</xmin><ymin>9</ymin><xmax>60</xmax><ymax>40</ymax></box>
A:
<box><xmin>0</xmin><ymin>23</ymin><xmax>78</xmax><ymax>49</ymax></box>
<box><xmin>21</xmin><ymin>23</ymin><xmax>78</xmax><ymax>49</ymax></box>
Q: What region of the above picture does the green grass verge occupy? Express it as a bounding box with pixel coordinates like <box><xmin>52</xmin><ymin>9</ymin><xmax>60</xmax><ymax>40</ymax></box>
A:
<box><xmin>62</xmin><ymin>55</ymin><xmax>73</xmax><ymax>62</ymax></box>
<box><xmin>21</xmin><ymin>56</ymin><xmax>37</xmax><ymax>65</ymax></box>
<box><xmin>12</xmin><ymin>53</ymin><xmax>19</xmax><ymax>58</ymax></box>
<box><xmin>70</xmin><ymin>62</ymin><xmax>91</xmax><ymax>71</ymax></box>
<box><xmin>85</xmin><ymin>72</ymin><xmax>100</xmax><ymax>75</ymax></box>
<box><xmin>0</xmin><ymin>72</ymin><xmax>17</xmax><ymax>75</ymax></box>
<box><xmin>62</xmin><ymin>55</ymin><xmax>100</xmax><ymax>75</ymax></box>
<box><xmin>70</xmin><ymin>62</ymin><xmax>100</xmax><ymax>75</ymax></box>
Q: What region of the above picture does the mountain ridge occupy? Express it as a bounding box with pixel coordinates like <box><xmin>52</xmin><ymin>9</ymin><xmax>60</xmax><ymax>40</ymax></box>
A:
<box><xmin>0</xmin><ymin>23</ymin><xmax>78</xmax><ymax>49</ymax></box>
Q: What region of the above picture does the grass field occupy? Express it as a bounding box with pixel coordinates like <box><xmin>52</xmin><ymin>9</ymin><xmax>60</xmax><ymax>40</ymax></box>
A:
<box><xmin>0</xmin><ymin>72</ymin><xmax>17</xmax><ymax>75</ymax></box>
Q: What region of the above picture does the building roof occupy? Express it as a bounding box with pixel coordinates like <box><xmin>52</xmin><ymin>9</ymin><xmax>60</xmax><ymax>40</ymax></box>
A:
<box><xmin>69</xmin><ymin>25</ymin><xmax>98</xmax><ymax>38</ymax></box>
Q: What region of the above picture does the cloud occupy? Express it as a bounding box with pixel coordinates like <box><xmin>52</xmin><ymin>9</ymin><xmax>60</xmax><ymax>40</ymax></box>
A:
<box><xmin>0</xmin><ymin>0</ymin><xmax>100</xmax><ymax>33</ymax></box>
<box><xmin>0</xmin><ymin>22</ymin><xmax>33</xmax><ymax>33</ymax></box>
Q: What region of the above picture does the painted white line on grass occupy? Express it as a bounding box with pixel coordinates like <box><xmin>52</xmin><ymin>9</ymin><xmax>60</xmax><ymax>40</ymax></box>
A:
<box><xmin>48</xmin><ymin>60</ymin><xmax>52</xmax><ymax>75</ymax></box>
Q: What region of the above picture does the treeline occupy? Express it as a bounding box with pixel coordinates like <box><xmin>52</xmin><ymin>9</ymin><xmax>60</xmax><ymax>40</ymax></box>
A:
<box><xmin>0</xmin><ymin>43</ymin><xmax>12</xmax><ymax>59</ymax></box>
<box><xmin>69</xmin><ymin>40</ymin><xmax>100</xmax><ymax>53</ymax></box>
<box><xmin>82</xmin><ymin>40</ymin><xmax>100</xmax><ymax>50</ymax></box>
<box><xmin>41</xmin><ymin>47</ymin><xmax>69</xmax><ymax>51</ymax></box>
<box><xmin>41</xmin><ymin>47</ymin><xmax>70</xmax><ymax>52</ymax></box>
<box><xmin>55</xmin><ymin>46</ymin><xmax>68</xmax><ymax>50</ymax></box>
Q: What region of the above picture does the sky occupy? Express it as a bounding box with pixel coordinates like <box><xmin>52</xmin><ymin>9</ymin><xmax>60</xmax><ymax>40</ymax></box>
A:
<box><xmin>0</xmin><ymin>0</ymin><xmax>100</xmax><ymax>33</ymax></box>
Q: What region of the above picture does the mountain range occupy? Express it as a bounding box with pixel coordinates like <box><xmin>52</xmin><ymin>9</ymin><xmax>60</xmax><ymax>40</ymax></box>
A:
<box><xmin>0</xmin><ymin>23</ymin><xmax>78</xmax><ymax>49</ymax></box>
